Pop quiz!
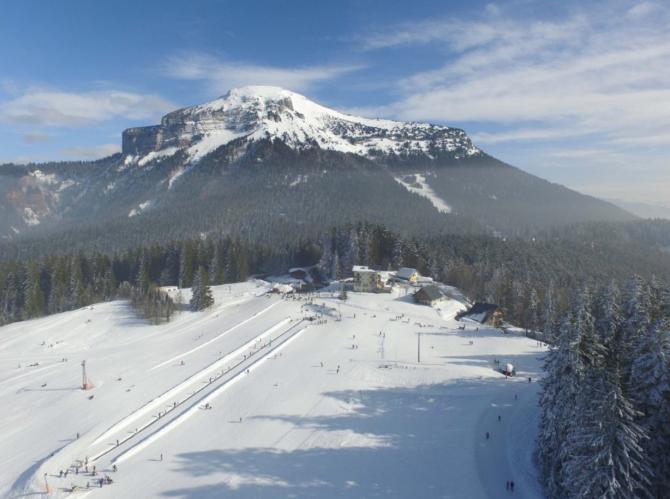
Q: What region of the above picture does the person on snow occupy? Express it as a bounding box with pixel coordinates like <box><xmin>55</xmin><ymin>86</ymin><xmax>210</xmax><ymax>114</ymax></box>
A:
<box><xmin>485</xmin><ymin>431</ymin><xmax>490</xmax><ymax>440</ymax></box>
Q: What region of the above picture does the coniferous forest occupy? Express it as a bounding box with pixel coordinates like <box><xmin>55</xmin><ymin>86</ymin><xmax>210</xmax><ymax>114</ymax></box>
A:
<box><xmin>538</xmin><ymin>278</ymin><xmax>670</xmax><ymax>498</ymax></box>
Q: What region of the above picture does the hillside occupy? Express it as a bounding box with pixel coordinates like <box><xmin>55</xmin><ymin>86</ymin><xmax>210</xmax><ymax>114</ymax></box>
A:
<box><xmin>1</xmin><ymin>281</ymin><xmax>546</xmax><ymax>498</ymax></box>
<box><xmin>0</xmin><ymin>86</ymin><xmax>634</xmax><ymax>248</ymax></box>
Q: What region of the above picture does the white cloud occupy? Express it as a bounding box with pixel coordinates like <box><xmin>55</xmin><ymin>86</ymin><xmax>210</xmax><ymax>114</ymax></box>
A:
<box><xmin>0</xmin><ymin>89</ymin><xmax>175</xmax><ymax>127</ymax></box>
<box><xmin>163</xmin><ymin>53</ymin><xmax>364</xmax><ymax>93</ymax></box>
<box><xmin>359</xmin><ymin>3</ymin><xmax>670</xmax><ymax>205</ymax></box>
<box><xmin>59</xmin><ymin>143</ymin><xmax>120</xmax><ymax>159</ymax></box>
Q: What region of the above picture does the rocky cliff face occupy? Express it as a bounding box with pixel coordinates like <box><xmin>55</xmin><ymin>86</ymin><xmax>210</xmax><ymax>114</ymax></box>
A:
<box><xmin>121</xmin><ymin>86</ymin><xmax>480</xmax><ymax>164</ymax></box>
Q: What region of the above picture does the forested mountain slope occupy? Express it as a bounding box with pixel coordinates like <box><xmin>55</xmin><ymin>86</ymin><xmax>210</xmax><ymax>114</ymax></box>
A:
<box><xmin>0</xmin><ymin>86</ymin><xmax>634</xmax><ymax>247</ymax></box>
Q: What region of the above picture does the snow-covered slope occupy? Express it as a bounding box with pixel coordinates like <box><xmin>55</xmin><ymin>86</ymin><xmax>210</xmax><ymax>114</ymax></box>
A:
<box><xmin>1</xmin><ymin>281</ymin><xmax>546</xmax><ymax>498</ymax></box>
<box><xmin>122</xmin><ymin>86</ymin><xmax>480</xmax><ymax>166</ymax></box>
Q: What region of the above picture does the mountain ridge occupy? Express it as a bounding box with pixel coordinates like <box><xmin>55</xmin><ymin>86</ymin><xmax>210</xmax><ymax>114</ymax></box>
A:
<box><xmin>0</xmin><ymin>86</ymin><xmax>636</xmax><ymax>246</ymax></box>
<box><xmin>121</xmin><ymin>85</ymin><xmax>480</xmax><ymax>164</ymax></box>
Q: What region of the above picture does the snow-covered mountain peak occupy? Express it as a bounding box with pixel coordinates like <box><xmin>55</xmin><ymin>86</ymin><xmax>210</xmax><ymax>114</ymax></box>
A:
<box><xmin>122</xmin><ymin>86</ymin><xmax>480</xmax><ymax>165</ymax></box>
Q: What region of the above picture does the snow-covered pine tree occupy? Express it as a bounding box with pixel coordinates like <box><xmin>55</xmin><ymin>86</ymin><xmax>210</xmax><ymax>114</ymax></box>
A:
<box><xmin>595</xmin><ymin>281</ymin><xmax>622</xmax><ymax>363</ymax></box>
<box><xmin>629</xmin><ymin>318</ymin><xmax>670</xmax><ymax>496</ymax></box>
<box><xmin>574</xmin><ymin>287</ymin><xmax>606</xmax><ymax>370</ymax></box>
<box><xmin>621</xmin><ymin>276</ymin><xmax>652</xmax><ymax>386</ymax></box>
<box><xmin>538</xmin><ymin>312</ymin><xmax>580</xmax><ymax>497</ymax></box>
<box><xmin>190</xmin><ymin>266</ymin><xmax>214</xmax><ymax>312</ymax></box>
<box><xmin>543</xmin><ymin>282</ymin><xmax>556</xmax><ymax>340</ymax></box>
<box><xmin>564</xmin><ymin>365</ymin><xmax>651</xmax><ymax>499</ymax></box>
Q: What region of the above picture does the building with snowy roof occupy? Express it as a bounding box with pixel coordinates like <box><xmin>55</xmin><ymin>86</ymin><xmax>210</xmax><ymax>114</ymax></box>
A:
<box><xmin>353</xmin><ymin>266</ymin><xmax>383</xmax><ymax>293</ymax></box>
<box><xmin>396</xmin><ymin>267</ymin><xmax>419</xmax><ymax>282</ymax></box>
<box><xmin>414</xmin><ymin>285</ymin><xmax>445</xmax><ymax>306</ymax></box>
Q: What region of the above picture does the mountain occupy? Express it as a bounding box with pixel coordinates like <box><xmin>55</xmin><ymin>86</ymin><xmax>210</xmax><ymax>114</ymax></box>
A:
<box><xmin>604</xmin><ymin>198</ymin><xmax>670</xmax><ymax>221</ymax></box>
<box><xmin>0</xmin><ymin>86</ymin><xmax>635</xmax><ymax>252</ymax></box>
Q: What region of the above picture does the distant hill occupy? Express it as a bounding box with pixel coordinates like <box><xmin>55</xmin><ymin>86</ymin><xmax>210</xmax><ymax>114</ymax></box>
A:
<box><xmin>604</xmin><ymin>198</ymin><xmax>670</xmax><ymax>221</ymax></box>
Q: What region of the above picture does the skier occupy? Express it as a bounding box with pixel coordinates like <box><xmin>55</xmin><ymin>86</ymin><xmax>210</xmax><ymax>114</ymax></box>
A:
<box><xmin>160</xmin><ymin>453</ymin><xmax>163</xmax><ymax>462</ymax></box>
<box><xmin>485</xmin><ymin>431</ymin><xmax>490</xmax><ymax>440</ymax></box>
<box><xmin>528</xmin><ymin>377</ymin><xmax>531</xmax><ymax>383</ymax></box>
<box><xmin>498</xmin><ymin>415</ymin><xmax>501</xmax><ymax>422</ymax></box>
<box><xmin>320</xmin><ymin>361</ymin><xmax>323</xmax><ymax>367</ymax></box>
<box><xmin>112</xmin><ymin>464</ymin><xmax>117</xmax><ymax>473</ymax></box>
<box><xmin>510</xmin><ymin>481</ymin><xmax>515</xmax><ymax>492</ymax></box>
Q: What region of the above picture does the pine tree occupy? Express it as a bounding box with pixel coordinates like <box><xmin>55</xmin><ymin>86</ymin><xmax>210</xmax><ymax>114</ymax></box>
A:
<box><xmin>538</xmin><ymin>313</ymin><xmax>581</xmax><ymax>497</ymax></box>
<box><xmin>23</xmin><ymin>264</ymin><xmax>46</xmax><ymax>319</ymax></box>
<box><xmin>391</xmin><ymin>237</ymin><xmax>404</xmax><ymax>270</ymax></box>
<box><xmin>190</xmin><ymin>266</ymin><xmax>214</xmax><ymax>311</ymax></box>
<box><xmin>528</xmin><ymin>287</ymin><xmax>540</xmax><ymax>333</ymax></box>
<box><xmin>629</xmin><ymin>320</ymin><xmax>670</xmax><ymax>496</ymax></box>
<box><xmin>318</xmin><ymin>232</ymin><xmax>334</xmax><ymax>279</ymax></box>
<box><xmin>136</xmin><ymin>256</ymin><xmax>150</xmax><ymax>294</ymax></box>
<box><xmin>543</xmin><ymin>283</ymin><xmax>556</xmax><ymax>339</ymax></box>
<box><xmin>179</xmin><ymin>241</ymin><xmax>196</xmax><ymax>288</ymax></box>
<box><xmin>564</xmin><ymin>365</ymin><xmax>651</xmax><ymax>499</ymax></box>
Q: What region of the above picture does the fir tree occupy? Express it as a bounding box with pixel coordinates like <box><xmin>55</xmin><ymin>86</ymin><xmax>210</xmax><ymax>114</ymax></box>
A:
<box><xmin>564</xmin><ymin>366</ymin><xmax>651</xmax><ymax>499</ymax></box>
<box><xmin>190</xmin><ymin>266</ymin><xmax>214</xmax><ymax>311</ymax></box>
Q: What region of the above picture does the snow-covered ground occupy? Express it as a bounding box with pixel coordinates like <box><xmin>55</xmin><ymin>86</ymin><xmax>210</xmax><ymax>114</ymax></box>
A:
<box><xmin>0</xmin><ymin>281</ymin><xmax>546</xmax><ymax>498</ymax></box>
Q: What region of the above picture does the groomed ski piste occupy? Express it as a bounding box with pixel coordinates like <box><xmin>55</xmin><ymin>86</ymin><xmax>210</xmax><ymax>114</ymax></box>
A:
<box><xmin>0</xmin><ymin>281</ymin><xmax>547</xmax><ymax>498</ymax></box>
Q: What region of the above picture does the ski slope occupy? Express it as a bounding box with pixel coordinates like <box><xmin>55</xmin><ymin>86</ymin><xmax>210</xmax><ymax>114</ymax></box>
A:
<box><xmin>0</xmin><ymin>281</ymin><xmax>547</xmax><ymax>498</ymax></box>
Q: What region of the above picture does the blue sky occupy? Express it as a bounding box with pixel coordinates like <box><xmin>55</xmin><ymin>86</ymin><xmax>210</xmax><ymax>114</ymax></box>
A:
<box><xmin>1</xmin><ymin>0</ymin><xmax>668</xmax><ymax>205</ymax></box>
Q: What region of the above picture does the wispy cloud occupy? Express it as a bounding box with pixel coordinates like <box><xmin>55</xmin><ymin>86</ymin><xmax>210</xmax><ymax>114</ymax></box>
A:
<box><xmin>22</xmin><ymin>131</ymin><xmax>52</xmax><ymax>144</ymax></box>
<box><xmin>359</xmin><ymin>2</ymin><xmax>670</xmax><ymax>204</ymax></box>
<box><xmin>362</xmin><ymin>3</ymin><xmax>670</xmax><ymax>141</ymax></box>
<box><xmin>59</xmin><ymin>143</ymin><xmax>120</xmax><ymax>159</ymax></box>
<box><xmin>0</xmin><ymin>89</ymin><xmax>175</xmax><ymax>127</ymax></box>
<box><xmin>163</xmin><ymin>53</ymin><xmax>364</xmax><ymax>93</ymax></box>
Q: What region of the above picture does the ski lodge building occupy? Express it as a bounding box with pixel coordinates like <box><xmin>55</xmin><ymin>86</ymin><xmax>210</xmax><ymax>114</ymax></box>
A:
<box><xmin>352</xmin><ymin>266</ymin><xmax>383</xmax><ymax>292</ymax></box>
<box><xmin>396</xmin><ymin>267</ymin><xmax>419</xmax><ymax>283</ymax></box>
<box><xmin>414</xmin><ymin>285</ymin><xmax>446</xmax><ymax>306</ymax></box>
<box><xmin>459</xmin><ymin>303</ymin><xmax>504</xmax><ymax>327</ymax></box>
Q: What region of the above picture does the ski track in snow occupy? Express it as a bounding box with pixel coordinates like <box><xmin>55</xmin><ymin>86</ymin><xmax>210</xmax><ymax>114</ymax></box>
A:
<box><xmin>91</xmin><ymin>317</ymin><xmax>292</xmax><ymax>449</ymax></box>
<box><xmin>150</xmin><ymin>300</ymin><xmax>281</xmax><ymax>370</ymax></box>
<box><xmin>112</xmin><ymin>325</ymin><xmax>307</xmax><ymax>466</ymax></box>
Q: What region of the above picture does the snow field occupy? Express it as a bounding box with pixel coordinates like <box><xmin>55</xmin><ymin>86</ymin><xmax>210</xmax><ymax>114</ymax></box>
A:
<box><xmin>1</xmin><ymin>282</ymin><xmax>547</xmax><ymax>498</ymax></box>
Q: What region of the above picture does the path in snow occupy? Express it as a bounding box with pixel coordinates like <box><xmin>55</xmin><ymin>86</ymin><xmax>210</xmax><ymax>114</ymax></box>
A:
<box><xmin>150</xmin><ymin>300</ymin><xmax>281</xmax><ymax>370</ymax></box>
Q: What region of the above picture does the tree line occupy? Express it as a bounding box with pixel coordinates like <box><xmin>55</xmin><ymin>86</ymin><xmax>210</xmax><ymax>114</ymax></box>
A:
<box><xmin>2</xmin><ymin>221</ymin><xmax>670</xmax><ymax>329</ymax></box>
